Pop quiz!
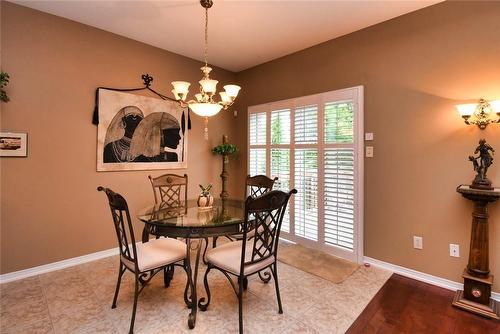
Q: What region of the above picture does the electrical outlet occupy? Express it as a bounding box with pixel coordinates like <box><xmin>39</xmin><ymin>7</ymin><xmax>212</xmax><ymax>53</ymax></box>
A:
<box><xmin>450</xmin><ymin>244</ymin><xmax>460</xmax><ymax>257</ymax></box>
<box><xmin>413</xmin><ymin>236</ymin><xmax>423</xmax><ymax>250</ymax></box>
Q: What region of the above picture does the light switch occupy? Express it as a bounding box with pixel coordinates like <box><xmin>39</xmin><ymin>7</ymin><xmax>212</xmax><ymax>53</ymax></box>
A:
<box><xmin>413</xmin><ymin>236</ymin><xmax>423</xmax><ymax>250</ymax></box>
<box><xmin>365</xmin><ymin>132</ymin><xmax>374</xmax><ymax>141</ymax></box>
<box><xmin>365</xmin><ymin>146</ymin><xmax>374</xmax><ymax>158</ymax></box>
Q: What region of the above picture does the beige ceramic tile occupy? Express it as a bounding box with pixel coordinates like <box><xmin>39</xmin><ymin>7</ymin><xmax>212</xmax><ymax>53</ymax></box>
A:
<box><xmin>2</xmin><ymin>319</ymin><xmax>55</xmax><ymax>334</ymax></box>
<box><xmin>0</xmin><ymin>246</ymin><xmax>391</xmax><ymax>334</ymax></box>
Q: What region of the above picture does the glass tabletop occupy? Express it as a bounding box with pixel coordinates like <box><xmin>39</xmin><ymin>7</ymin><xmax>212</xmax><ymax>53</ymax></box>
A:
<box><xmin>137</xmin><ymin>202</ymin><xmax>244</xmax><ymax>229</ymax></box>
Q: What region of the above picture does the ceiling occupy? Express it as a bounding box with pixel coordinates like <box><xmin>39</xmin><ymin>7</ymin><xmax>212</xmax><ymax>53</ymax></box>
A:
<box><xmin>14</xmin><ymin>0</ymin><xmax>443</xmax><ymax>72</ymax></box>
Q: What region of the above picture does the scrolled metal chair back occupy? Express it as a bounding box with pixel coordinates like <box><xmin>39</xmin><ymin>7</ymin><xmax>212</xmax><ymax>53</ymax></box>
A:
<box><xmin>97</xmin><ymin>186</ymin><xmax>138</xmax><ymax>270</ymax></box>
<box><xmin>149</xmin><ymin>174</ymin><xmax>188</xmax><ymax>210</ymax></box>
<box><xmin>245</xmin><ymin>174</ymin><xmax>278</xmax><ymax>198</ymax></box>
<box><xmin>241</xmin><ymin>189</ymin><xmax>297</xmax><ymax>269</ymax></box>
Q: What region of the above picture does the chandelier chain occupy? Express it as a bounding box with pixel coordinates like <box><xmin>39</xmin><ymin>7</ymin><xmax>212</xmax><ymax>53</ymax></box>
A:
<box><xmin>204</xmin><ymin>7</ymin><xmax>209</xmax><ymax>68</ymax></box>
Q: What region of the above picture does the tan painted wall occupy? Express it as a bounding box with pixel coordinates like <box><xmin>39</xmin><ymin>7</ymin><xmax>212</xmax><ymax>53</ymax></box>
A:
<box><xmin>233</xmin><ymin>1</ymin><xmax>500</xmax><ymax>290</ymax></box>
<box><xmin>0</xmin><ymin>2</ymin><xmax>240</xmax><ymax>274</ymax></box>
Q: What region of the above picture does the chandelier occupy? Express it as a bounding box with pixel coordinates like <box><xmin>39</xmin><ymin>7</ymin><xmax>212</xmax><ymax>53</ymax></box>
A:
<box><xmin>171</xmin><ymin>0</ymin><xmax>241</xmax><ymax>138</ymax></box>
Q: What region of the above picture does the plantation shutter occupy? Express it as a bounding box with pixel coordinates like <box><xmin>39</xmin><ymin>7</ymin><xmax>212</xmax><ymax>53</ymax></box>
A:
<box><xmin>294</xmin><ymin>149</ymin><xmax>318</xmax><ymax>241</ymax></box>
<box><xmin>324</xmin><ymin>101</ymin><xmax>353</xmax><ymax>143</ymax></box>
<box><xmin>270</xmin><ymin>108</ymin><xmax>291</xmax><ymax>231</ymax></box>
<box><xmin>248</xmin><ymin>111</ymin><xmax>267</xmax><ymax>176</ymax></box>
<box><xmin>324</xmin><ymin>149</ymin><xmax>355</xmax><ymax>249</ymax></box>
<box><xmin>249</xmin><ymin>112</ymin><xmax>266</xmax><ymax>145</ymax></box>
<box><xmin>249</xmin><ymin>148</ymin><xmax>266</xmax><ymax>176</ymax></box>
<box><xmin>295</xmin><ymin>105</ymin><xmax>318</xmax><ymax>144</ymax></box>
<box><xmin>324</xmin><ymin>100</ymin><xmax>355</xmax><ymax>250</ymax></box>
<box><xmin>248</xmin><ymin>86</ymin><xmax>362</xmax><ymax>263</ymax></box>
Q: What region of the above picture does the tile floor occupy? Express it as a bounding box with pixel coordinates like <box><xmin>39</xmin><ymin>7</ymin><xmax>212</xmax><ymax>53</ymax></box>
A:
<box><xmin>0</xmin><ymin>251</ymin><xmax>391</xmax><ymax>334</ymax></box>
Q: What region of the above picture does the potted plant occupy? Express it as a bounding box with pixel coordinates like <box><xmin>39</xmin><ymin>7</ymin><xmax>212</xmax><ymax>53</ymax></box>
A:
<box><xmin>212</xmin><ymin>135</ymin><xmax>238</xmax><ymax>208</ymax></box>
<box><xmin>212</xmin><ymin>142</ymin><xmax>238</xmax><ymax>163</ymax></box>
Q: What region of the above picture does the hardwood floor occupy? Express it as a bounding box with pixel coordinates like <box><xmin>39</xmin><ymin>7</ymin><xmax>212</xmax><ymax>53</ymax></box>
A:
<box><xmin>347</xmin><ymin>274</ymin><xmax>499</xmax><ymax>333</ymax></box>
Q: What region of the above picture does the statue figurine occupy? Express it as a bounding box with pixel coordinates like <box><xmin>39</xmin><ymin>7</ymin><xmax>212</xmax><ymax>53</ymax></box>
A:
<box><xmin>468</xmin><ymin>139</ymin><xmax>495</xmax><ymax>190</ymax></box>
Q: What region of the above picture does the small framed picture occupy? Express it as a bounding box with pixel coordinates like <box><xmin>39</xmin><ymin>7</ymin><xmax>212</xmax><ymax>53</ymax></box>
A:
<box><xmin>0</xmin><ymin>132</ymin><xmax>28</xmax><ymax>157</ymax></box>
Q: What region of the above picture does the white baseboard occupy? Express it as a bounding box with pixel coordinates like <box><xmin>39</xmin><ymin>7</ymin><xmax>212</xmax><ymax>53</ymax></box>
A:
<box><xmin>1</xmin><ymin>245</ymin><xmax>499</xmax><ymax>304</ymax></box>
<box><xmin>364</xmin><ymin>256</ymin><xmax>500</xmax><ymax>302</ymax></box>
<box><xmin>0</xmin><ymin>246</ymin><xmax>119</xmax><ymax>284</ymax></box>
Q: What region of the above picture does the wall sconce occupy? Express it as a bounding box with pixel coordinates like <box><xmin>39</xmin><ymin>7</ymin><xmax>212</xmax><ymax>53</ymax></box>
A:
<box><xmin>456</xmin><ymin>99</ymin><xmax>500</xmax><ymax>129</ymax></box>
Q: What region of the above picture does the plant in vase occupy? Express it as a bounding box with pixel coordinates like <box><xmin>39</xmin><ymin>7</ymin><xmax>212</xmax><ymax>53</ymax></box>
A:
<box><xmin>197</xmin><ymin>184</ymin><xmax>214</xmax><ymax>209</ymax></box>
<box><xmin>212</xmin><ymin>143</ymin><xmax>238</xmax><ymax>163</ymax></box>
<box><xmin>212</xmin><ymin>135</ymin><xmax>238</xmax><ymax>209</ymax></box>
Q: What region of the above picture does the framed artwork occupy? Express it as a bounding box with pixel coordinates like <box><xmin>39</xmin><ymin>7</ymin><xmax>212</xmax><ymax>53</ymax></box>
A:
<box><xmin>97</xmin><ymin>90</ymin><xmax>187</xmax><ymax>171</ymax></box>
<box><xmin>0</xmin><ymin>132</ymin><xmax>28</xmax><ymax>157</ymax></box>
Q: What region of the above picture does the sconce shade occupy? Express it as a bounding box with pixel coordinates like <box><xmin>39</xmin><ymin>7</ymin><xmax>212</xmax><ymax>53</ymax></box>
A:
<box><xmin>490</xmin><ymin>100</ymin><xmax>500</xmax><ymax>113</ymax></box>
<box><xmin>456</xmin><ymin>103</ymin><xmax>476</xmax><ymax>117</ymax></box>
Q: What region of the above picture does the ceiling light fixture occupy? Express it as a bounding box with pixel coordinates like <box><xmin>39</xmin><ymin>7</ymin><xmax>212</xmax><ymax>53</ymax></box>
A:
<box><xmin>171</xmin><ymin>0</ymin><xmax>241</xmax><ymax>139</ymax></box>
<box><xmin>456</xmin><ymin>99</ymin><xmax>500</xmax><ymax>130</ymax></box>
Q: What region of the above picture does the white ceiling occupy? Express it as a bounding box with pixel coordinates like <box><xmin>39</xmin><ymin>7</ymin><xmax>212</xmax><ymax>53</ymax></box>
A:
<box><xmin>14</xmin><ymin>0</ymin><xmax>442</xmax><ymax>72</ymax></box>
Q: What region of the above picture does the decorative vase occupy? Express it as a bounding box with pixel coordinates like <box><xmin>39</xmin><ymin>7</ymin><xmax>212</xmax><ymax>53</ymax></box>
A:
<box><xmin>197</xmin><ymin>194</ymin><xmax>214</xmax><ymax>208</ymax></box>
<box><xmin>197</xmin><ymin>184</ymin><xmax>214</xmax><ymax>209</ymax></box>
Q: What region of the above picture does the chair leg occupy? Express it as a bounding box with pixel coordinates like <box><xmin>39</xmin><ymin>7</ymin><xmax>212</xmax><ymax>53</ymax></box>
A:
<box><xmin>271</xmin><ymin>263</ymin><xmax>283</xmax><ymax>314</ymax></box>
<box><xmin>258</xmin><ymin>270</ymin><xmax>272</xmax><ymax>283</ymax></box>
<box><xmin>129</xmin><ymin>275</ymin><xmax>140</xmax><ymax>334</ymax></box>
<box><xmin>238</xmin><ymin>276</ymin><xmax>244</xmax><ymax>334</ymax></box>
<box><xmin>242</xmin><ymin>277</ymin><xmax>248</xmax><ymax>290</ymax></box>
<box><xmin>112</xmin><ymin>263</ymin><xmax>125</xmax><ymax>309</ymax></box>
<box><xmin>163</xmin><ymin>265</ymin><xmax>174</xmax><ymax>287</ymax></box>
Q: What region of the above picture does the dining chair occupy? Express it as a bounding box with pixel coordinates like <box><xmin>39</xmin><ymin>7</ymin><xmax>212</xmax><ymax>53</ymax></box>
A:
<box><xmin>208</xmin><ymin>174</ymin><xmax>279</xmax><ymax>282</ymax></box>
<box><xmin>148</xmin><ymin>173</ymin><xmax>188</xmax><ymax>209</ymax></box>
<box><xmin>214</xmin><ymin>174</ymin><xmax>278</xmax><ymax>244</ymax></box>
<box><xmin>97</xmin><ymin>186</ymin><xmax>189</xmax><ymax>334</ymax></box>
<box><xmin>147</xmin><ymin>173</ymin><xmax>189</xmax><ymax>283</ymax></box>
<box><xmin>245</xmin><ymin>174</ymin><xmax>278</xmax><ymax>198</ymax></box>
<box><xmin>199</xmin><ymin>189</ymin><xmax>297</xmax><ymax>334</ymax></box>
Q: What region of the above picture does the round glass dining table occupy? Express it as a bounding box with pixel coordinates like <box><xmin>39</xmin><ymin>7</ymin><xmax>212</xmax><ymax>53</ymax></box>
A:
<box><xmin>137</xmin><ymin>202</ymin><xmax>244</xmax><ymax>329</ymax></box>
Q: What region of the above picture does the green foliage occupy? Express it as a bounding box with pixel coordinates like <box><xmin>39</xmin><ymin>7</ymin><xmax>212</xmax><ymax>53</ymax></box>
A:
<box><xmin>272</xmin><ymin>114</ymin><xmax>282</xmax><ymax>144</ymax></box>
<box><xmin>212</xmin><ymin>143</ymin><xmax>238</xmax><ymax>155</ymax></box>
<box><xmin>1</xmin><ymin>71</ymin><xmax>10</xmax><ymax>103</ymax></box>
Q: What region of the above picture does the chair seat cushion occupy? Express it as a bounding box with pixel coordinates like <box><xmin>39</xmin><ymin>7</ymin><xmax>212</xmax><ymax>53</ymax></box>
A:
<box><xmin>206</xmin><ymin>240</ymin><xmax>275</xmax><ymax>276</ymax></box>
<box><xmin>121</xmin><ymin>238</ymin><xmax>186</xmax><ymax>272</ymax></box>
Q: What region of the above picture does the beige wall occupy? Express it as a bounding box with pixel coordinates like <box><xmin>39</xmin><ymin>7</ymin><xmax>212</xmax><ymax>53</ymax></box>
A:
<box><xmin>0</xmin><ymin>2</ymin><xmax>240</xmax><ymax>273</ymax></box>
<box><xmin>2</xmin><ymin>1</ymin><xmax>500</xmax><ymax>294</ymax></box>
<box><xmin>233</xmin><ymin>1</ymin><xmax>500</xmax><ymax>291</ymax></box>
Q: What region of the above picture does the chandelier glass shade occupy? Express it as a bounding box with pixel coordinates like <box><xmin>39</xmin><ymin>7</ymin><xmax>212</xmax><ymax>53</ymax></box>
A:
<box><xmin>171</xmin><ymin>0</ymin><xmax>241</xmax><ymax>129</ymax></box>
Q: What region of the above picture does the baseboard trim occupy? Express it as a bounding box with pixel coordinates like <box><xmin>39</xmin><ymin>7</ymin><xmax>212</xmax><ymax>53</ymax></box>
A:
<box><xmin>364</xmin><ymin>256</ymin><xmax>499</xmax><ymax>302</ymax></box>
<box><xmin>1</xmin><ymin>245</ymin><xmax>498</xmax><ymax>303</ymax></box>
<box><xmin>0</xmin><ymin>246</ymin><xmax>119</xmax><ymax>284</ymax></box>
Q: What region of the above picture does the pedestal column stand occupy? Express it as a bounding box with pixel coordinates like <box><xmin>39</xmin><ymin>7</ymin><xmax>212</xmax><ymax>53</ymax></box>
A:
<box><xmin>453</xmin><ymin>185</ymin><xmax>500</xmax><ymax>319</ymax></box>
